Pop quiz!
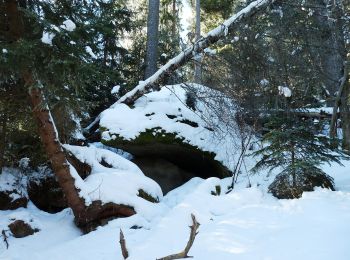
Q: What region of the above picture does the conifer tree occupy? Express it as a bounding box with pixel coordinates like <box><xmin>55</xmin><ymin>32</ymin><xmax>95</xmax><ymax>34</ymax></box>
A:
<box><xmin>252</xmin><ymin>112</ymin><xmax>346</xmax><ymax>198</ymax></box>
<box><xmin>0</xmin><ymin>0</ymin><xmax>135</xmax><ymax>229</ymax></box>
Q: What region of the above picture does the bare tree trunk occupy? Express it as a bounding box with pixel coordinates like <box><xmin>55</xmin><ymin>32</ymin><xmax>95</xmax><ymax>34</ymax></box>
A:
<box><xmin>172</xmin><ymin>0</ymin><xmax>177</xmax><ymax>39</ymax></box>
<box><xmin>25</xmin><ymin>60</ymin><xmax>136</xmax><ymax>232</ymax></box>
<box><xmin>194</xmin><ymin>0</ymin><xmax>202</xmax><ymax>83</ymax></box>
<box><xmin>5</xmin><ymin>0</ymin><xmax>88</xmax><ymax>227</ymax></box>
<box><xmin>340</xmin><ymin>78</ymin><xmax>350</xmax><ymax>152</ymax></box>
<box><xmin>145</xmin><ymin>0</ymin><xmax>160</xmax><ymax>79</ymax></box>
<box><xmin>26</xmin><ymin>77</ymin><xmax>88</xmax><ymax>225</ymax></box>
<box><xmin>0</xmin><ymin>108</ymin><xmax>7</xmax><ymax>175</ymax></box>
<box><xmin>330</xmin><ymin>62</ymin><xmax>349</xmax><ymax>140</ymax></box>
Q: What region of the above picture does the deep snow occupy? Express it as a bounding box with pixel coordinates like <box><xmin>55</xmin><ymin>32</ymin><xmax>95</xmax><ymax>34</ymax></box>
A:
<box><xmin>1</xmin><ymin>79</ymin><xmax>349</xmax><ymax>259</ymax></box>
<box><xmin>1</xmin><ymin>158</ymin><xmax>350</xmax><ymax>260</ymax></box>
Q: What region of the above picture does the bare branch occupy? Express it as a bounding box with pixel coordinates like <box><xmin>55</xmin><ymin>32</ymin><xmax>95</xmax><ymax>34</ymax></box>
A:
<box><xmin>119</xmin><ymin>229</ymin><xmax>129</xmax><ymax>259</ymax></box>
<box><xmin>2</xmin><ymin>230</ymin><xmax>9</xmax><ymax>249</ymax></box>
<box><xmin>156</xmin><ymin>214</ymin><xmax>200</xmax><ymax>260</ymax></box>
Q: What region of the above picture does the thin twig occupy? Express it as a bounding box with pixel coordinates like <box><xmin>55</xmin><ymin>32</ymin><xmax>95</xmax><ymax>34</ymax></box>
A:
<box><xmin>2</xmin><ymin>230</ymin><xmax>9</xmax><ymax>249</ymax></box>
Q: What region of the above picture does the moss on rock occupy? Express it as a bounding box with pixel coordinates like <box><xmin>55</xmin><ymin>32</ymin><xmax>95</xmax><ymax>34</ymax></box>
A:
<box><xmin>138</xmin><ymin>189</ymin><xmax>159</xmax><ymax>203</ymax></box>
<box><xmin>101</xmin><ymin>127</ymin><xmax>231</xmax><ymax>180</ymax></box>
<box><xmin>211</xmin><ymin>185</ymin><xmax>221</xmax><ymax>196</ymax></box>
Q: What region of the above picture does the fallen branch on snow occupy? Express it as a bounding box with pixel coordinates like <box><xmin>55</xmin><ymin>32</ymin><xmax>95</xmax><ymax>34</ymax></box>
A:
<box><xmin>156</xmin><ymin>214</ymin><xmax>200</xmax><ymax>260</ymax></box>
<box><xmin>2</xmin><ymin>230</ymin><xmax>9</xmax><ymax>249</ymax></box>
<box><xmin>119</xmin><ymin>229</ymin><xmax>129</xmax><ymax>259</ymax></box>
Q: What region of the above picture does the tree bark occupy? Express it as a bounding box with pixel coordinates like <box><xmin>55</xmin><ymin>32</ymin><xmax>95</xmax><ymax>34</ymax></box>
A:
<box><xmin>145</xmin><ymin>0</ymin><xmax>160</xmax><ymax>79</ymax></box>
<box><xmin>5</xmin><ymin>0</ymin><xmax>88</xmax><ymax>227</ymax></box>
<box><xmin>330</xmin><ymin>62</ymin><xmax>349</xmax><ymax>140</ymax></box>
<box><xmin>172</xmin><ymin>0</ymin><xmax>177</xmax><ymax>40</ymax></box>
<box><xmin>194</xmin><ymin>0</ymin><xmax>202</xmax><ymax>83</ymax></box>
<box><xmin>25</xmin><ymin>75</ymin><xmax>88</xmax><ymax>225</ymax></box>
<box><xmin>340</xmin><ymin>77</ymin><xmax>350</xmax><ymax>152</ymax></box>
<box><xmin>0</xmin><ymin>108</ymin><xmax>7</xmax><ymax>175</ymax></box>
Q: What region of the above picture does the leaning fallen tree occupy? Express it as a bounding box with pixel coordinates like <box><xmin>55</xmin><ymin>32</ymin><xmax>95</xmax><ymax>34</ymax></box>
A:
<box><xmin>5</xmin><ymin>0</ymin><xmax>135</xmax><ymax>232</ymax></box>
<box><xmin>116</xmin><ymin>0</ymin><xmax>275</xmax><ymax>106</ymax></box>
<box><xmin>85</xmin><ymin>0</ymin><xmax>275</xmax><ymax>134</ymax></box>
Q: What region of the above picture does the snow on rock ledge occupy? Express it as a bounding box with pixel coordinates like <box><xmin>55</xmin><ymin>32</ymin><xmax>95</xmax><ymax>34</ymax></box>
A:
<box><xmin>100</xmin><ymin>84</ymin><xmax>239</xmax><ymax>178</ymax></box>
<box><xmin>63</xmin><ymin>145</ymin><xmax>163</xmax><ymax>220</ymax></box>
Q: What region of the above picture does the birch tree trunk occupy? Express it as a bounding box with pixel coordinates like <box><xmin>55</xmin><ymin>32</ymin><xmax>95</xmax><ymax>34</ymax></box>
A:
<box><xmin>145</xmin><ymin>0</ymin><xmax>160</xmax><ymax>79</ymax></box>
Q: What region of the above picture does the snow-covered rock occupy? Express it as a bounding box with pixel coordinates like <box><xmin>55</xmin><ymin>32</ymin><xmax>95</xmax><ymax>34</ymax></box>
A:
<box><xmin>100</xmin><ymin>84</ymin><xmax>240</xmax><ymax>186</ymax></box>
<box><xmin>63</xmin><ymin>145</ymin><xmax>163</xmax><ymax>217</ymax></box>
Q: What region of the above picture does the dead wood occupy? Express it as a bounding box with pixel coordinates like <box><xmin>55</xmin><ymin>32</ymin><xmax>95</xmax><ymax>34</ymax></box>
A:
<box><xmin>2</xmin><ymin>230</ymin><xmax>9</xmax><ymax>249</ymax></box>
<box><xmin>119</xmin><ymin>229</ymin><xmax>129</xmax><ymax>259</ymax></box>
<box><xmin>156</xmin><ymin>214</ymin><xmax>200</xmax><ymax>260</ymax></box>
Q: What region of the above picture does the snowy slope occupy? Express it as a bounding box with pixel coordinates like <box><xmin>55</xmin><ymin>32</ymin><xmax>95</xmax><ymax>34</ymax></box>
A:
<box><xmin>1</xmin><ymin>160</ymin><xmax>350</xmax><ymax>260</ymax></box>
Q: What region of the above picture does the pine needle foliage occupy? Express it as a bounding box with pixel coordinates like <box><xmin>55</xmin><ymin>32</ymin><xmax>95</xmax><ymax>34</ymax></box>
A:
<box><xmin>252</xmin><ymin>113</ymin><xmax>346</xmax><ymax>187</ymax></box>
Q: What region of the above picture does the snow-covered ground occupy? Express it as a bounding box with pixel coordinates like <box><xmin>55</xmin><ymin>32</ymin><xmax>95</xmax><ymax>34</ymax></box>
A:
<box><xmin>1</xmin><ymin>83</ymin><xmax>349</xmax><ymax>259</ymax></box>
<box><xmin>1</xmin><ymin>158</ymin><xmax>350</xmax><ymax>260</ymax></box>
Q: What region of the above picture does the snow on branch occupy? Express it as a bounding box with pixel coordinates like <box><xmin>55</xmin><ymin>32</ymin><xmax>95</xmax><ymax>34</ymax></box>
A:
<box><xmin>116</xmin><ymin>0</ymin><xmax>275</xmax><ymax>106</ymax></box>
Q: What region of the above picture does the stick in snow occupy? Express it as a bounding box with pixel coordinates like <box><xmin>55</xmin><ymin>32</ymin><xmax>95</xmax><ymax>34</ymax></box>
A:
<box><xmin>2</xmin><ymin>230</ymin><xmax>9</xmax><ymax>249</ymax></box>
<box><xmin>156</xmin><ymin>214</ymin><xmax>200</xmax><ymax>260</ymax></box>
<box><xmin>119</xmin><ymin>229</ymin><xmax>129</xmax><ymax>259</ymax></box>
